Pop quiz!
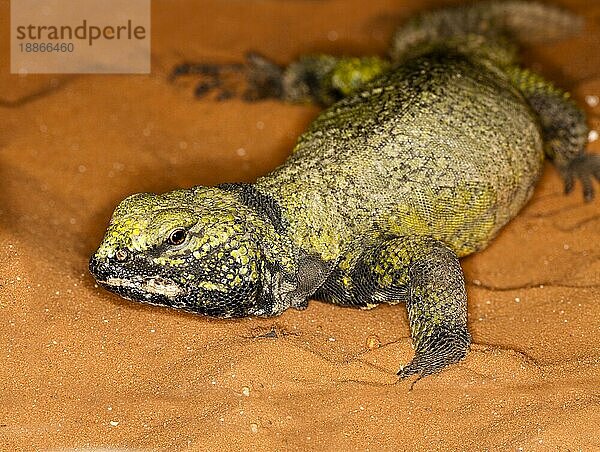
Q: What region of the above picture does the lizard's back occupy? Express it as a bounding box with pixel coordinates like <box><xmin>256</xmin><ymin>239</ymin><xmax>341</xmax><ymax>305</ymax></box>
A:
<box><xmin>256</xmin><ymin>52</ymin><xmax>544</xmax><ymax>259</ymax></box>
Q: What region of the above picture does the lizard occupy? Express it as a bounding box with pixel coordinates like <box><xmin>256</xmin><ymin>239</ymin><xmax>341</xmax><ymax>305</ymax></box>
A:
<box><xmin>89</xmin><ymin>1</ymin><xmax>600</xmax><ymax>380</ymax></box>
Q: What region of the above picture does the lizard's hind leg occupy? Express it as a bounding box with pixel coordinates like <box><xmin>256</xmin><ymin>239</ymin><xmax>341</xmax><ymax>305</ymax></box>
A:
<box><xmin>171</xmin><ymin>52</ymin><xmax>390</xmax><ymax>106</ymax></box>
<box><xmin>507</xmin><ymin>66</ymin><xmax>599</xmax><ymax>202</ymax></box>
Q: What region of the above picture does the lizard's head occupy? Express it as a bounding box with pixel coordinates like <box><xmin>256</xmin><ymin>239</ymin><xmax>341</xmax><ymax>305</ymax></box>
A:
<box><xmin>89</xmin><ymin>186</ymin><xmax>283</xmax><ymax>318</ymax></box>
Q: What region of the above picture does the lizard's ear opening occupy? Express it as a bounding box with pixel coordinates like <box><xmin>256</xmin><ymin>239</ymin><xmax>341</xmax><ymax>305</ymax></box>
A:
<box><xmin>253</xmin><ymin>252</ymin><xmax>331</xmax><ymax>317</ymax></box>
<box><xmin>295</xmin><ymin>253</ymin><xmax>331</xmax><ymax>297</ymax></box>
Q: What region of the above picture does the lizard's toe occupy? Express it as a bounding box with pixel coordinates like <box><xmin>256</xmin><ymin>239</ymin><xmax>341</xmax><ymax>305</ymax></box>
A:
<box><xmin>561</xmin><ymin>153</ymin><xmax>600</xmax><ymax>202</ymax></box>
<box><xmin>397</xmin><ymin>326</ymin><xmax>470</xmax><ymax>381</ymax></box>
<box><xmin>170</xmin><ymin>60</ymin><xmax>245</xmax><ymax>100</ymax></box>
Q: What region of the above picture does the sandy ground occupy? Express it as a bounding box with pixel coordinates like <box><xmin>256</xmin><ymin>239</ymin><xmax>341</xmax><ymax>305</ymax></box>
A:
<box><xmin>1</xmin><ymin>0</ymin><xmax>599</xmax><ymax>450</ymax></box>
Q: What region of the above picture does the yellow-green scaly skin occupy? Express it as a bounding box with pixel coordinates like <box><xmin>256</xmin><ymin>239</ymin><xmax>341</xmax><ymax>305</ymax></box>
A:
<box><xmin>91</xmin><ymin>1</ymin><xmax>595</xmax><ymax>378</ymax></box>
<box><xmin>258</xmin><ymin>53</ymin><xmax>543</xmax><ymax>262</ymax></box>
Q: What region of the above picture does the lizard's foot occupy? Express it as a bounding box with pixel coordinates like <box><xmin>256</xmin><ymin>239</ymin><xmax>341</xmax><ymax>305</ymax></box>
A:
<box><xmin>397</xmin><ymin>326</ymin><xmax>470</xmax><ymax>380</ymax></box>
<box><xmin>170</xmin><ymin>52</ymin><xmax>284</xmax><ymax>102</ymax></box>
<box><xmin>561</xmin><ymin>153</ymin><xmax>600</xmax><ymax>202</ymax></box>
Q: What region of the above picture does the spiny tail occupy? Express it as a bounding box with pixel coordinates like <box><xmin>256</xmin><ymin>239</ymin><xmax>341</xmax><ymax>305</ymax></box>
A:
<box><xmin>390</xmin><ymin>1</ymin><xmax>583</xmax><ymax>62</ymax></box>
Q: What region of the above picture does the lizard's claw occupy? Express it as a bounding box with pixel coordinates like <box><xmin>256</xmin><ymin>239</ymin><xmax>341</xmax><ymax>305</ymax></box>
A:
<box><xmin>561</xmin><ymin>153</ymin><xmax>600</xmax><ymax>202</ymax></box>
<box><xmin>170</xmin><ymin>52</ymin><xmax>284</xmax><ymax>102</ymax></box>
<box><xmin>397</xmin><ymin>327</ymin><xmax>470</xmax><ymax>382</ymax></box>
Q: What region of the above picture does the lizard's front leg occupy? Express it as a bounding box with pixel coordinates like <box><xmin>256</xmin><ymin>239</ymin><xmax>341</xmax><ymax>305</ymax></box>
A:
<box><xmin>397</xmin><ymin>237</ymin><xmax>471</xmax><ymax>379</ymax></box>
<box><xmin>322</xmin><ymin>235</ymin><xmax>471</xmax><ymax>379</ymax></box>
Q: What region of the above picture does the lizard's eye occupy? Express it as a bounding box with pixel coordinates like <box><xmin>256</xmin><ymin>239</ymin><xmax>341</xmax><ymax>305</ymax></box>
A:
<box><xmin>167</xmin><ymin>228</ymin><xmax>188</xmax><ymax>246</ymax></box>
<box><xmin>115</xmin><ymin>249</ymin><xmax>129</xmax><ymax>262</ymax></box>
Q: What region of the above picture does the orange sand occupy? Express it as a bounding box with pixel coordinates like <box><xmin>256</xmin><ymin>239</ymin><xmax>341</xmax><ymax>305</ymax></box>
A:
<box><xmin>1</xmin><ymin>0</ymin><xmax>599</xmax><ymax>450</ymax></box>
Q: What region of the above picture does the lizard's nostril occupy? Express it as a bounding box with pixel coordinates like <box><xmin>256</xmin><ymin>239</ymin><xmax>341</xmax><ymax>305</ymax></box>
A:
<box><xmin>89</xmin><ymin>255</ymin><xmax>110</xmax><ymax>280</ymax></box>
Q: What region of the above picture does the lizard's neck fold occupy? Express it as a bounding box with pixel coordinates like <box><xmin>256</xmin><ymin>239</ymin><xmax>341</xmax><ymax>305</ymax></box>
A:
<box><xmin>217</xmin><ymin>182</ymin><xmax>288</xmax><ymax>233</ymax></box>
<box><xmin>216</xmin><ymin>182</ymin><xmax>333</xmax><ymax>315</ymax></box>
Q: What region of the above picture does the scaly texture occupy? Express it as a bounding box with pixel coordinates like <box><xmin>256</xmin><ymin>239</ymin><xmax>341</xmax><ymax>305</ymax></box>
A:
<box><xmin>91</xmin><ymin>1</ymin><xmax>597</xmax><ymax>378</ymax></box>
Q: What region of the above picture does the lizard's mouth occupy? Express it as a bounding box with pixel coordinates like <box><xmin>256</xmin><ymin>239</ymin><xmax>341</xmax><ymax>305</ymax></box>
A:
<box><xmin>90</xmin><ymin>255</ymin><xmax>186</xmax><ymax>303</ymax></box>
<box><xmin>101</xmin><ymin>276</ymin><xmax>185</xmax><ymax>300</ymax></box>
<box><xmin>109</xmin><ymin>276</ymin><xmax>183</xmax><ymax>297</ymax></box>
